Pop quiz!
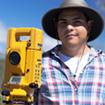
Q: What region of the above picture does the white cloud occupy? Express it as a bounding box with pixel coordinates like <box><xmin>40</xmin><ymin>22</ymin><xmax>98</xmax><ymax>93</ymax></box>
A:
<box><xmin>0</xmin><ymin>21</ymin><xmax>7</xmax><ymax>54</ymax></box>
<box><xmin>43</xmin><ymin>34</ymin><xmax>59</xmax><ymax>52</ymax></box>
<box><xmin>0</xmin><ymin>21</ymin><xmax>7</xmax><ymax>43</ymax></box>
<box><xmin>0</xmin><ymin>23</ymin><xmax>59</xmax><ymax>53</ymax></box>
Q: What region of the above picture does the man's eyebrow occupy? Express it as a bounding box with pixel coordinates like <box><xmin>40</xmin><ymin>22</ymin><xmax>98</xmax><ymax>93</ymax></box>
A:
<box><xmin>72</xmin><ymin>17</ymin><xmax>83</xmax><ymax>20</ymax></box>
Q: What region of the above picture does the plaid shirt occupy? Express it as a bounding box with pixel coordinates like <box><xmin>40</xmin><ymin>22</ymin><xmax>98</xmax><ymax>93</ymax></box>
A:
<box><xmin>38</xmin><ymin>45</ymin><xmax>105</xmax><ymax>105</ymax></box>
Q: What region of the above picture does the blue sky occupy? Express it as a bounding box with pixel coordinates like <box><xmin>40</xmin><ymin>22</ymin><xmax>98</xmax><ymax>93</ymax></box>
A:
<box><xmin>0</xmin><ymin>0</ymin><xmax>105</xmax><ymax>53</ymax></box>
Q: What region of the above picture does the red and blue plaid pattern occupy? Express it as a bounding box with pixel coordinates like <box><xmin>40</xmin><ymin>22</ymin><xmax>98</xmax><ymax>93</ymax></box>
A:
<box><xmin>38</xmin><ymin>45</ymin><xmax>105</xmax><ymax>105</ymax></box>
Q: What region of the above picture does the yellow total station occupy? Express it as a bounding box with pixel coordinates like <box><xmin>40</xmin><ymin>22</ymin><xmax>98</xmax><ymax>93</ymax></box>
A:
<box><xmin>1</xmin><ymin>28</ymin><xmax>43</xmax><ymax>104</ymax></box>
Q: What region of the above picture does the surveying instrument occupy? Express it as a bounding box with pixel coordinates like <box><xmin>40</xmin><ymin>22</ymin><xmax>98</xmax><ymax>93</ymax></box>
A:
<box><xmin>1</xmin><ymin>28</ymin><xmax>43</xmax><ymax>105</ymax></box>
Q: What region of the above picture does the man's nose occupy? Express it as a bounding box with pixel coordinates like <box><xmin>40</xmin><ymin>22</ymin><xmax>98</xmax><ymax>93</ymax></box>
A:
<box><xmin>66</xmin><ymin>24</ymin><xmax>74</xmax><ymax>31</ymax></box>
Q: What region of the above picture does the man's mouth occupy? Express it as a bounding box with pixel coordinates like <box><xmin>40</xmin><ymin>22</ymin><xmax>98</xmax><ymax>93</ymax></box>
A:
<box><xmin>65</xmin><ymin>33</ymin><xmax>79</xmax><ymax>38</ymax></box>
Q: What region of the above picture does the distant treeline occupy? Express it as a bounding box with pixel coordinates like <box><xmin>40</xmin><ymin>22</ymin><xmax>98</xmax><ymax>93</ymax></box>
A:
<box><xmin>0</xmin><ymin>60</ymin><xmax>5</xmax><ymax>86</ymax></box>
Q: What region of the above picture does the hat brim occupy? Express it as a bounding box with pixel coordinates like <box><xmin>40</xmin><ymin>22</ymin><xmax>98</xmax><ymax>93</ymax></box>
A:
<box><xmin>42</xmin><ymin>6</ymin><xmax>104</xmax><ymax>42</ymax></box>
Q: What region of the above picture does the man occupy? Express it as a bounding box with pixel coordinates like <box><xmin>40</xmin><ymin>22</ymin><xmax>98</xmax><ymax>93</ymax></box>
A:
<box><xmin>39</xmin><ymin>0</ymin><xmax>105</xmax><ymax>105</ymax></box>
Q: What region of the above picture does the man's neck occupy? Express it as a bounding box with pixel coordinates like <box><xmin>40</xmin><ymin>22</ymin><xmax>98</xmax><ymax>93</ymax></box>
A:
<box><xmin>60</xmin><ymin>44</ymin><xmax>90</xmax><ymax>57</ymax></box>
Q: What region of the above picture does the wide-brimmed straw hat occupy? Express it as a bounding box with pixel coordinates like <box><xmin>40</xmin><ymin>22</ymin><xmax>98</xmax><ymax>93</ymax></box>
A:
<box><xmin>42</xmin><ymin>0</ymin><xmax>104</xmax><ymax>42</ymax></box>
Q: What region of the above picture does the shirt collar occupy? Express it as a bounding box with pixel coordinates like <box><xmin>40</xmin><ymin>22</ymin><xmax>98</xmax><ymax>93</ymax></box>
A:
<box><xmin>50</xmin><ymin>45</ymin><xmax>103</xmax><ymax>61</ymax></box>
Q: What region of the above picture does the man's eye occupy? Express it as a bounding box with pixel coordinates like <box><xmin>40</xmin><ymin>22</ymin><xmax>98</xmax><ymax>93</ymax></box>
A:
<box><xmin>58</xmin><ymin>21</ymin><xmax>66</xmax><ymax>24</ymax></box>
<box><xmin>58</xmin><ymin>21</ymin><xmax>67</xmax><ymax>26</ymax></box>
<box><xmin>73</xmin><ymin>20</ymin><xmax>84</xmax><ymax>26</ymax></box>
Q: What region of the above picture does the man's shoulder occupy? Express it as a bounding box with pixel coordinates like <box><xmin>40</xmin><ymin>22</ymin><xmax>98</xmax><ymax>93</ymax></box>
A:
<box><xmin>95</xmin><ymin>49</ymin><xmax>105</xmax><ymax>59</ymax></box>
<box><xmin>89</xmin><ymin>47</ymin><xmax>105</xmax><ymax>62</ymax></box>
<box><xmin>42</xmin><ymin>47</ymin><xmax>55</xmax><ymax>58</ymax></box>
<box><xmin>42</xmin><ymin>45</ymin><xmax>60</xmax><ymax>57</ymax></box>
<box><xmin>101</xmin><ymin>51</ymin><xmax>105</xmax><ymax>58</ymax></box>
<box><xmin>42</xmin><ymin>50</ymin><xmax>52</xmax><ymax>57</ymax></box>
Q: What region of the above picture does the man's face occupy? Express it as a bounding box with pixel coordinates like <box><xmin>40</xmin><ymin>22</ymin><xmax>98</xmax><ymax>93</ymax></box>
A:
<box><xmin>57</xmin><ymin>9</ymin><xmax>91</xmax><ymax>47</ymax></box>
